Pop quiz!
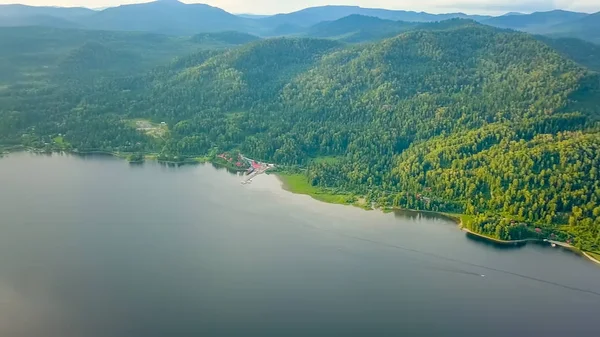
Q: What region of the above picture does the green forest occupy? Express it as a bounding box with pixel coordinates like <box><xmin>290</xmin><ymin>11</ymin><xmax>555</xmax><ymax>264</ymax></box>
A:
<box><xmin>1</xmin><ymin>22</ymin><xmax>599</xmax><ymax>254</ymax></box>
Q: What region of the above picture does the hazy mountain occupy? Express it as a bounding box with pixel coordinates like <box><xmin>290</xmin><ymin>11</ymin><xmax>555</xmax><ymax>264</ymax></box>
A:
<box><xmin>306</xmin><ymin>16</ymin><xmax>480</xmax><ymax>43</ymax></box>
<box><xmin>482</xmin><ymin>10</ymin><xmax>587</xmax><ymax>33</ymax></box>
<box><xmin>0</xmin><ymin>14</ymin><xmax>82</xmax><ymax>28</ymax></box>
<box><xmin>0</xmin><ymin>3</ymin><xmax>93</xmax><ymax>28</ymax></box>
<box><xmin>0</xmin><ymin>26</ymin><xmax>202</xmax><ymax>83</ymax></box>
<box><xmin>259</xmin><ymin>5</ymin><xmax>491</xmax><ymax>28</ymax></box>
<box><xmin>0</xmin><ymin>2</ymin><xmax>597</xmax><ymax>44</ymax></box>
<box><xmin>266</xmin><ymin>23</ymin><xmax>306</xmax><ymax>36</ymax></box>
<box><xmin>547</xmin><ymin>12</ymin><xmax>600</xmax><ymax>44</ymax></box>
<box><xmin>306</xmin><ymin>15</ymin><xmax>416</xmax><ymax>41</ymax></box>
<box><xmin>237</xmin><ymin>14</ymin><xmax>271</xmax><ymax>19</ymax></box>
<box><xmin>0</xmin><ymin>4</ymin><xmax>94</xmax><ymax>19</ymax></box>
<box><xmin>82</xmin><ymin>0</ymin><xmax>259</xmax><ymax>35</ymax></box>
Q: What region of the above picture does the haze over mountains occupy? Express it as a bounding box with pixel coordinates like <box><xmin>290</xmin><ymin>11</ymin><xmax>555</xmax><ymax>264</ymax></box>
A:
<box><xmin>0</xmin><ymin>0</ymin><xmax>598</xmax><ymax>43</ymax></box>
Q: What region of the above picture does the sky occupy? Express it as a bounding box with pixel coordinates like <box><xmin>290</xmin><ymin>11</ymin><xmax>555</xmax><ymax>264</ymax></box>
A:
<box><xmin>1</xmin><ymin>0</ymin><xmax>599</xmax><ymax>15</ymax></box>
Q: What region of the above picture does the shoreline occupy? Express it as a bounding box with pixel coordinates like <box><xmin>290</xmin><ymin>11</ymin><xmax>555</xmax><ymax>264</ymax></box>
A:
<box><xmin>460</xmin><ymin>227</ymin><xmax>539</xmax><ymax>245</ymax></box>
<box><xmin>459</xmin><ymin>225</ymin><xmax>600</xmax><ymax>265</ymax></box>
<box><xmin>1</xmin><ymin>147</ymin><xmax>209</xmax><ymax>165</ymax></box>
<box><xmin>275</xmin><ymin>173</ymin><xmax>600</xmax><ymax>266</ymax></box>
<box><xmin>582</xmin><ymin>252</ymin><xmax>600</xmax><ymax>265</ymax></box>
<box><xmin>4</xmin><ymin>149</ymin><xmax>600</xmax><ymax>266</ymax></box>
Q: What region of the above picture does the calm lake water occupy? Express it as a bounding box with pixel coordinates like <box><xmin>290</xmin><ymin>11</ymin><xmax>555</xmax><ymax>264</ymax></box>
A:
<box><xmin>1</xmin><ymin>152</ymin><xmax>599</xmax><ymax>337</ymax></box>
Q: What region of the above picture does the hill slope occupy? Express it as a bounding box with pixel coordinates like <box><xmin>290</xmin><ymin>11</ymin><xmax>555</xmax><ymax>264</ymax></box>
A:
<box><xmin>306</xmin><ymin>15</ymin><xmax>418</xmax><ymax>42</ymax></box>
<box><xmin>82</xmin><ymin>0</ymin><xmax>257</xmax><ymax>35</ymax></box>
<box><xmin>0</xmin><ymin>26</ymin><xmax>208</xmax><ymax>84</ymax></box>
<box><xmin>1</xmin><ymin>24</ymin><xmax>599</xmax><ymax>253</ymax></box>
<box><xmin>0</xmin><ymin>4</ymin><xmax>94</xmax><ymax>19</ymax></box>
<box><xmin>537</xmin><ymin>36</ymin><xmax>600</xmax><ymax>72</ymax></box>
<box><xmin>306</xmin><ymin>16</ymin><xmax>482</xmax><ymax>43</ymax></box>
<box><xmin>0</xmin><ymin>3</ymin><xmax>93</xmax><ymax>28</ymax></box>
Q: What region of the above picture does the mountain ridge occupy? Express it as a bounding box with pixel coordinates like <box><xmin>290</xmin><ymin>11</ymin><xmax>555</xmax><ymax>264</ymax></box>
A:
<box><xmin>1</xmin><ymin>2</ymin><xmax>598</xmax><ymax>43</ymax></box>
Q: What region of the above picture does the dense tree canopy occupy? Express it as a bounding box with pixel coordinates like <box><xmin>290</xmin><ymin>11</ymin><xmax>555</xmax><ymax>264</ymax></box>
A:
<box><xmin>1</xmin><ymin>23</ymin><xmax>599</xmax><ymax>253</ymax></box>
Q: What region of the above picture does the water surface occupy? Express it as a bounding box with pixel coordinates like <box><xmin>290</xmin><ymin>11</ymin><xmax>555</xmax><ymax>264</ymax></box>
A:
<box><xmin>1</xmin><ymin>152</ymin><xmax>599</xmax><ymax>337</ymax></box>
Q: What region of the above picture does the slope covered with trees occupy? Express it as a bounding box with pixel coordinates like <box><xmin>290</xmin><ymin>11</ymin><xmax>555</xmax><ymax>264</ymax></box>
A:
<box><xmin>537</xmin><ymin>36</ymin><xmax>600</xmax><ymax>72</ymax></box>
<box><xmin>1</xmin><ymin>23</ymin><xmax>599</xmax><ymax>254</ymax></box>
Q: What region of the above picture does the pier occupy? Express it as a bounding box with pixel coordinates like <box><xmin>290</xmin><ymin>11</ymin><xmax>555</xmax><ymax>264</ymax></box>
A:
<box><xmin>240</xmin><ymin>155</ymin><xmax>275</xmax><ymax>184</ymax></box>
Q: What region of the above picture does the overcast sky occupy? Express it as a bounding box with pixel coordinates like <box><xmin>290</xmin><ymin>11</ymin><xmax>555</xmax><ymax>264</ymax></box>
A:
<box><xmin>1</xmin><ymin>0</ymin><xmax>599</xmax><ymax>15</ymax></box>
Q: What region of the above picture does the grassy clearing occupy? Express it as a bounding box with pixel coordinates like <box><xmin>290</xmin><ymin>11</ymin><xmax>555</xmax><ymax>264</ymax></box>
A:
<box><xmin>278</xmin><ymin>173</ymin><xmax>356</xmax><ymax>205</ymax></box>
<box><xmin>438</xmin><ymin>213</ymin><xmax>472</xmax><ymax>226</ymax></box>
<box><xmin>127</xmin><ymin>119</ymin><xmax>168</xmax><ymax>138</ymax></box>
<box><xmin>193</xmin><ymin>156</ymin><xmax>211</xmax><ymax>163</ymax></box>
<box><xmin>457</xmin><ymin>214</ymin><xmax>476</xmax><ymax>227</ymax></box>
<box><xmin>53</xmin><ymin>136</ymin><xmax>68</xmax><ymax>147</ymax></box>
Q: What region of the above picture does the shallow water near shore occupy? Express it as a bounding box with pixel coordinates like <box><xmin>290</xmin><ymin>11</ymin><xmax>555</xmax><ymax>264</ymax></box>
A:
<box><xmin>1</xmin><ymin>152</ymin><xmax>599</xmax><ymax>337</ymax></box>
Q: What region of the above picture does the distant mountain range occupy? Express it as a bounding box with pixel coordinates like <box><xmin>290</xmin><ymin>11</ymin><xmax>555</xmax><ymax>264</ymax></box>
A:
<box><xmin>305</xmin><ymin>16</ymin><xmax>484</xmax><ymax>43</ymax></box>
<box><xmin>257</xmin><ymin>5</ymin><xmax>492</xmax><ymax>28</ymax></box>
<box><xmin>546</xmin><ymin>12</ymin><xmax>600</xmax><ymax>43</ymax></box>
<box><xmin>0</xmin><ymin>1</ymin><xmax>598</xmax><ymax>43</ymax></box>
<box><xmin>481</xmin><ymin>9</ymin><xmax>588</xmax><ymax>33</ymax></box>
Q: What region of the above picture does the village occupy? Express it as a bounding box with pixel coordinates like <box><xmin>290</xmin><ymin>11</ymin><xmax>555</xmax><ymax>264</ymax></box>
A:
<box><xmin>216</xmin><ymin>152</ymin><xmax>275</xmax><ymax>184</ymax></box>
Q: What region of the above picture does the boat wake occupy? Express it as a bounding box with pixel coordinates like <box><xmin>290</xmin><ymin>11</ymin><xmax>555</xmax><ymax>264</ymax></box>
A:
<box><xmin>299</xmin><ymin>222</ymin><xmax>600</xmax><ymax>297</ymax></box>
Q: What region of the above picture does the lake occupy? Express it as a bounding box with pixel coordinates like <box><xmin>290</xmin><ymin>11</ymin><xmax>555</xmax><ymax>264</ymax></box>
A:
<box><xmin>0</xmin><ymin>152</ymin><xmax>599</xmax><ymax>337</ymax></box>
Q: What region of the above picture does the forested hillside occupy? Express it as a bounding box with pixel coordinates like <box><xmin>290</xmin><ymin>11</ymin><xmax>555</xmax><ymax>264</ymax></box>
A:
<box><xmin>0</xmin><ymin>26</ymin><xmax>211</xmax><ymax>84</ymax></box>
<box><xmin>537</xmin><ymin>36</ymin><xmax>600</xmax><ymax>72</ymax></box>
<box><xmin>303</xmin><ymin>16</ymin><xmax>480</xmax><ymax>43</ymax></box>
<box><xmin>1</xmin><ymin>23</ymin><xmax>599</xmax><ymax>254</ymax></box>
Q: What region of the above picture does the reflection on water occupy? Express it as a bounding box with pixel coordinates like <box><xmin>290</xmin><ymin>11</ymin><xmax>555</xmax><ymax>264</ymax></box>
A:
<box><xmin>465</xmin><ymin>232</ymin><xmax>528</xmax><ymax>251</ymax></box>
<box><xmin>210</xmin><ymin>162</ymin><xmax>241</xmax><ymax>174</ymax></box>
<box><xmin>392</xmin><ymin>208</ymin><xmax>456</xmax><ymax>223</ymax></box>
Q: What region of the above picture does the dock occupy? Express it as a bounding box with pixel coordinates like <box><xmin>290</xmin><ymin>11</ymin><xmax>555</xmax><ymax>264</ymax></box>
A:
<box><xmin>240</xmin><ymin>155</ymin><xmax>275</xmax><ymax>184</ymax></box>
